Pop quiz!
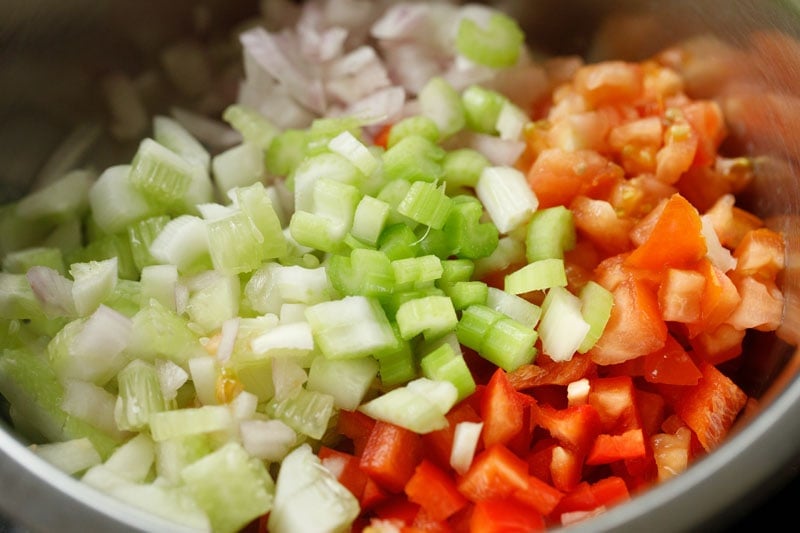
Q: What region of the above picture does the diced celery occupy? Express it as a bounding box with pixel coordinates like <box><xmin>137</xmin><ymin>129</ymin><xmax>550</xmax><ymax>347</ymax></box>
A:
<box><xmin>69</xmin><ymin>257</ymin><xmax>118</xmax><ymax>317</ymax></box>
<box><xmin>60</xmin><ymin>379</ymin><xmax>124</xmax><ymax>440</ymax></box>
<box><xmin>181</xmin><ymin>441</ymin><xmax>275</xmax><ymax>533</ymax></box>
<box><xmin>456</xmin><ymin>304</ymin><xmax>504</xmax><ymax>353</ymax></box>
<box><xmin>420</xmin><ymin>342</ymin><xmax>476</xmax><ymax>401</ymax></box>
<box><xmin>265</xmin><ymin>387</ymin><xmax>335</xmax><ymax>440</ymax></box>
<box><xmin>234</xmin><ymin>182</ymin><xmax>288</xmax><ymax>259</ymax></box>
<box><xmin>358</xmin><ymin>378</ymin><xmax>457</xmax><ymax>433</ymax></box>
<box><xmin>539</xmin><ymin>286</ymin><xmax>591</xmax><ymax>362</ymax></box>
<box><xmin>30</xmin><ymin>437</ymin><xmax>102</xmax><ymax>475</ymax></box>
<box><xmin>267</xmin><ymin>129</ymin><xmax>309</xmax><ymax>177</ymax></box>
<box><xmin>447</xmin><ymin>281</ymin><xmax>488</xmax><ymax>310</ymax></box>
<box><xmin>395</xmin><ymin>295</ymin><xmax>458</xmax><ymax>340</ymax></box>
<box><xmin>289</xmin><ymin>211</ymin><xmax>347</xmax><ymax>253</ymax></box>
<box><xmin>154</xmin><ymin>115</ymin><xmax>211</xmax><ymax>170</ymax></box>
<box><xmin>154</xmin><ymin>433</ymin><xmax>215</xmax><ymax>484</ymax></box>
<box><xmin>387</xmin><ymin>116</ymin><xmax>440</xmax><ymax>148</ymax></box>
<box><xmin>3</xmin><ymin>246</ymin><xmax>65</xmax><ymax>275</ymax></box>
<box><xmin>378</xmin><ymin>223</ymin><xmax>419</xmax><ymax>261</ymax></box>
<box><xmin>351</xmin><ymin>195</ymin><xmax>390</xmax><ymax>247</ymax></box>
<box><xmin>312</xmin><ymin>178</ymin><xmax>362</xmax><ymax>229</ymax></box>
<box><xmin>442</xmin><ymin>148</ymin><xmax>490</xmax><ymax>189</ymax></box>
<box><xmin>0</xmin><ymin>272</ymin><xmax>45</xmax><ymax>320</ymax></box>
<box><xmin>207</xmin><ymin>211</ymin><xmax>267</xmax><ymax>274</ymax></box>
<box><xmin>128</xmin><ymin>298</ymin><xmax>205</xmax><ymax>366</ymax></box>
<box><xmin>251</xmin><ymin>321</ymin><xmax>315</xmax><ymax>358</ymax></box>
<box><xmin>127</xmin><ymin>215</ymin><xmax>171</xmax><ymax>272</ymax></box>
<box><xmin>462</xmin><ymin>85</ymin><xmax>508</xmax><ymax>134</ymax></box>
<box><xmin>274</xmin><ymin>264</ymin><xmax>333</xmax><ymax>304</ymax></box>
<box><xmin>486</xmin><ymin>286</ymin><xmax>541</xmax><ymax>329</ymax></box>
<box><xmin>418</xmin><ymin>76</ymin><xmax>466</xmax><ymax>138</ymax></box>
<box><xmin>139</xmin><ymin>264</ymin><xmax>178</xmax><ymax>312</ymax></box>
<box><xmin>222</xmin><ymin>103</ymin><xmax>279</xmax><ymax>152</ymax></box>
<box><xmin>475</xmin><ymin>166</ymin><xmax>539</xmax><ymax>234</ymax></box>
<box><xmin>480</xmin><ymin>316</ymin><xmax>538</xmax><ymax>371</ymax></box>
<box><xmin>305</xmin><ymin>296</ymin><xmax>397</xmax><ymax>359</ymax></box>
<box><xmin>17</xmin><ymin>169</ymin><xmax>92</xmax><ymax>223</ymax></box>
<box><xmin>397</xmin><ymin>181</ymin><xmax>452</xmax><ymax>230</ymax></box>
<box><xmin>149</xmin><ymin>405</ymin><xmax>234</xmax><ymax>441</ymax></box>
<box><xmin>456</xmin><ymin>12</ymin><xmax>524</xmax><ymax>68</ymax></box>
<box><xmin>327</xmin><ymin>249</ymin><xmax>395</xmax><ymax>298</ymax></box>
<box><xmin>212</xmin><ymin>142</ymin><xmax>265</xmax><ymax>194</ymax></box>
<box><xmin>526</xmin><ymin>205</ymin><xmax>576</xmax><ymax>262</ymax></box>
<box><xmin>441</xmin><ymin>195</ymin><xmax>499</xmax><ymax>259</ymax></box>
<box><xmin>328</xmin><ymin>130</ymin><xmax>380</xmax><ymax>177</ymax></box>
<box><xmin>373</xmin><ymin>323</ymin><xmax>416</xmax><ymax>387</ymax></box>
<box><xmin>307</xmin><ymin>356</ymin><xmax>379</xmax><ymax>411</ymax></box>
<box><xmin>102</xmin><ymin>433</ymin><xmax>156</xmax><ymax>483</ymax></box>
<box><xmin>504</xmin><ymin>258</ymin><xmax>568</xmax><ymax>294</ymax></box>
<box><xmin>149</xmin><ymin>215</ymin><xmax>212</xmax><ymax>274</ymax></box>
<box><xmin>382</xmin><ymin>135</ymin><xmax>445</xmax><ymax>183</ymax></box>
<box><xmin>128</xmin><ymin>138</ymin><xmax>194</xmax><ymax>211</ymax></box>
<box><xmin>391</xmin><ymin>255</ymin><xmax>443</xmax><ymax>289</ymax></box>
<box><xmin>268</xmin><ymin>444</ymin><xmax>358</xmax><ymax>533</ymax></box>
<box><xmin>473</xmin><ymin>235</ymin><xmax>527</xmax><ymax>280</ymax></box>
<box><xmin>578</xmin><ymin>281</ymin><xmax>614</xmax><ymax>353</ymax></box>
<box><xmin>115</xmin><ymin>359</ymin><xmax>166</xmax><ymax>432</ymax></box>
<box><xmin>0</xmin><ymin>205</ymin><xmax>53</xmax><ymax>257</ymax></box>
<box><xmin>496</xmin><ymin>100</ymin><xmax>530</xmax><ymax>141</ymax></box>
<box><xmin>231</xmin><ymin>359</ymin><xmax>275</xmax><ymax>402</ymax></box>
<box><xmin>292</xmin><ymin>152</ymin><xmax>362</xmax><ymax>213</ymax></box>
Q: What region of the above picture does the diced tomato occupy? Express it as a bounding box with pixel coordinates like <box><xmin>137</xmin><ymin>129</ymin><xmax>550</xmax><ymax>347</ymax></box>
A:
<box><xmin>586</xmin><ymin>376</ymin><xmax>641</xmax><ymax>433</ymax></box>
<box><xmin>405</xmin><ymin>459</ymin><xmax>468</xmax><ymax>522</ymax></box>
<box><xmin>625</xmin><ymin>193</ymin><xmax>707</xmax><ymax>271</ymax></box>
<box><xmin>457</xmin><ymin>444</ymin><xmax>531</xmax><ymax>502</ymax></box>
<box><xmin>360</xmin><ymin>421</ymin><xmax>423</xmax><ymax>493</ymax></box>
<box><xmin>469</xmin><ymin>499</ymin><xmax>545</xmax><ymax>533</ymax></box>
<box><xmin>725</xmin><ymin>275</ymin><xmax>784</xmax><ymax>332</ymax></box>
<box><xmin>573</xmin><ymin>61</ymin><xmax>644</xmax><ymax>108</ymax></box>
<box><xmin>642</xmin><ymin>334</ymin><xmax>703</xmax><ymax>386</ymax></box>
<box><xmin>481</xmin><ymin>368</ymin><xmax>526</xmax><ymax>448</ymax></box>
<box><xmin>526</xmin><ymin>148</ymin><xmax>624</xmax><ymax>209</ymax></box>
<box><xmin>682</xmin><ymin>100</ymin><xmax>726</xmax><ymax>167</ymax></box>
<box><xmin>689</xmin><ymin>322</ymin><xmax>745</xmax><ymax>365</ymax></box>
<box><xmin>733</xmin><ymin>227</ymin><xmax>786</xmax><ymax>280</ymax></box>
<box><xmin>703</xmin><ymin>194</ymin><xmax>764</xmax><ymax>249</ymax></box>
<box><xmin>586</xmin><ymin>429</ymin><xmax>647</xmax><ymax>465</ymax></box>
<box><xmin>655</xmin><ymin>120</ymin><xmax>698</xmax><ymax>184</ymax></box>
<box><xmin>634</xmin><ymin>388</ymin><xmax>667</xmax><ymax>437</ymax></box>
<box><xmin>686</xmin><ymin>258</ymin><xmax>741</xmax><ymax>337</ymax></box>
<box><xmin>589</xmin><ymin>278</ymin><xmax>668</xmax><ymax>366</ymax></box>
<box><xmin>657</xmin><ymin>362</ymin><xmax>748</xmax><ymax>451</ymax></box>
<box><xmin>657</xmin><ymin>268</ymin><xmax>706</xmax><ymax>323</ymax></box>
<box><xmin>570</xmin><ymin>196</ymin><xmax>633</xmax><ymax>256</ymax></box>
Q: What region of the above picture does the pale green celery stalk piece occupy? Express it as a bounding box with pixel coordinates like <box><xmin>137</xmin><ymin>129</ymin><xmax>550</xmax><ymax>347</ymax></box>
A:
<box><xmin>244</xmin><ymin>263</ymin><xmax>284</xmax><ymax>315</ymax></box>
<box><xmin>154</xmin><ymin>433</ymin><xmax>215</xmax><ymax>485</ymax></box>
<box><xmin>186</xmin><ymin>272</ymin><xmax>240</xmax><ymax>334</ymax></box>
<box><xmin>358</xmin><ymin>378</ymin><xmax>458</xmax><ymax>434</ymax></box>
<box><xmin>16</xmin><ymin>169</ymin><xmax>93</xmax><ymax>223</ymax></box>
<box><xmin>387</xmin><ymin>116</ymin><xmax>440</xmax><ymax>149</ymax></box>
<box><xmin>42</xmin><ymin>217</ymin><xmax>83</xmax><ymax>257</ymax></box>
<box><xmin>104</xmin><ymin>279</ymin><xmax>141</xmax><ymax>318</ymax></box>
<box><xmin>0</xmin><ymin>349</ymin><xmax>122</xmax><ymax>458</ymax></box>
<box><xmin>456</xmin><ymin>12</ymin><xmax>524</xmax><ymax>69</ymax></box>
<box><xmin>273</xmin><ymin>264</ymin><xmax>333</xmax><ymax>305</ymax></box>
<box><xmin>0</xmin><ymin>205</ymin><xmax>53</xmax><ymax>257</ymax></box>
<box><xmin>292</xmin><ymin>152</ymin><xmax>363</xmax><ymax>213</ymax></box>
<box><xmin>232</xmin><ymin>359</ymin><xmax>275</xmax><ymax>402</ymax></box>
<box><xmin>578</xmin><ymin>281</ymin><xmax>614</xmax><ymax>353</ymax></box>
<box><xmin>2</xmin><ymin>246</ymin><xmax>65</xmax><ymax>275</ymax></box>
<box><xmin>212</xmin><ymin>142</ymin><xmax>265</xmax><ymax>195</ymax></box>
<box><xmin>289</xmin><ymin>211</ymin><xmax>347</xmax><ymax>253</ymax></box>
<box><xmin>250</xmin><ymin>321</ymin><xmax>315</xmax><ymax>359</ymax></box>
<box><xmin>391</xmin><ymin>255</ymin><xmax>443</xmax><ymax>290</ymax></box>
<box><xmin>373</xmin><ymin>323</ymin><xmax>416</xmax><ymax>387</ymax></box>
<box><xmin>265</xmin><ymin>387</ymin><xmax>334</xmax><ymax>440</ymax></box>
<box><xmin>382</xmin><ymin>135</ymin><xmax>445</xmax><ymax>183</ymax></box>
<box><xmin>149</xmin><ymin>405</ymin><xmax>235</xmax><ymax>442</ymax></box>
<box><xmin>139</xmin><ymin>264</ymin><xmax>178</xmax><ymax>312</ymax></box>
<box><xmin>418</xmin><ymin>76</ymin><xmax>466</xmax><ymax>138</ymax></box>
<box><xmin>480</xmin><ymin>316</ymin><xmax>538</xmax><ymax>371</ymax></box>
<box><xmin>486</xmin><ymin>286</ymin><xmax>542</xmax><ymax>329</ymax></box>
<box><xmin>128</xmin><ymin>298</ymin><xmax>206</xmax><ymax>367</ymax></box>
<box><xmin>88</xmin><ymin>165</ymin><xmax>154</xmax><ymax>235</ymax></box>
<box><xmin>222</xmin><ymin>103</ymin><xmax>279</xmax><ymax>152</ymax></box>
<box><xmin>48</xmin><ymin>305</ymin><xmax>132</xmax><ymax>385</ymax></box>
<box><xmin>419</xmin><ymin>342</ymin><xmax>476</xmax><ymax>402</ymax></box>
<box><xmin>207</xmin><ymin>210</ymin><xmax>266</xmax><ymax>274</ymax></box>
<box><xmin>461</xmin><ymin>85</ymin><xmax>509</xmax><ymax>135</ymax></box>
<box><xmin>30</xmin><ymin>437</ymin><xmax>102</xmax><ymax>475</ymax></box>
<box><xmin>473</xmin><ymin>235</ymin><xmax>526</xmax><ymax>280</ymax></box>
<box><xmin>395</xmin><ymin>295</ymin><xmax>458</xmax><ymax>340</ymax></box>
<box><xmin>447</xmin><ymin>281</ymin><xmax>488</xmax><ymax>311</ymax></box>
<box><xmin>351</xmin><ymin>195</ymin><xmax>390</xmax><ymax>246</ymax></box>
<box><xmin>539</xmin><ymin>286</ymin><xmax>592</xmax><ymax>363</ymax></box>
<box><xmin>153</xmin><ymin>115</ymin><xmax>211</xmax><ymax>170</ymax></box>
<box><xmin>149</xmin><ymin>215</ymin><xmax>212</xmax><ymax>274</ymax></box>
<box><xmin>504</xmin><ymin>258</ymin><xmax>568</xmax><ymax>295</ymax></box>
<box><xmin>396</xmin><ymin>181</ymin><xmax>453</xmax><ymax>230</ymax></box>
<box><xmin>526</xmin><ymin>205</ymin><xmax>576</xmax><ymax>262</ymax></box>
<box><xmin>328</xmin><ymin>130</ymin><xmax>380</xmax><ymax>177</ymax></box>
<box><xmin>475</xmin><ymin>166</ymin><xmax>539</xmax><ymax>235</ymax></box>
<box><xmin>234</xmin><ymin>182</ymin><xmax>288</xmax><ymax>259</ymax></box>
<box><xmin>268</xmin><ymin>443</ymin><xmax>358</xmax><ymax>533</ymax></box>
<box><xmin>70</xmin><ymin>257</ymin><xmax>118</xmax><ymax>316</ymax></box>
<box><xmin>60</xmin><ymin>379</ymin><xmax>124</xmax><ymax>441</ymax></box>
<box><xmin>0</xmin><ymin>272</ymin><xmax>46</xmax><ymax>320</ymax></box>
<box><xmin>312</xmin><ymin>177</ymin><xmax>362</xmax><ymax>229</ymax></box>
<box><xmin>127</xmin><ymin>215</ymin><xmax>171</xmax><ymax>272</ymax></box>
<box><xmin>307</xmin><ymin>356</ymin><xmax>379</xmax><ymax>411</ymax></box>
<box><xmin>101</xmin><ymin>432</ymin><xmax>155</xmax><ymax>483</ymax></box>
<box><xmin>181</xmin><ymin>441</ymin><xmax>274</xmax><ymax>533</ymax></box>
<box><xmin>442</xmin><ymin>148</ymin><xmax>490</xmax><ymax>189</ymax></box>
<box><xmin>115</xmin><ymin>359</ymin><xmax>166</xmax><ymax>432</ymax></box>
<box><xmin>305</xmin><ymin>295</ymin><xmax>398</xmax><ymax>359</ymax></box>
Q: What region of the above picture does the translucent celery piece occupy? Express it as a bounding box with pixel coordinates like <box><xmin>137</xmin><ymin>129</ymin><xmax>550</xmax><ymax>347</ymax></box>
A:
<box><xmin>505</xmin><ymin>258</ymin><xmax>568</xmax><ymax>295</ymax></box>
<box><xmin>292</xmin><ymin>152</ymin><xmax>362</xmax><ymax>213</ymax></box>
<box><xmin>526</xmin><ymin>205</ymin><xmax>576</xmax><ymax>262</ymax></box>
<box><xmin>267</xmin><ymin>129</ymin><xmax>309</xmax><ymax>177</ymax></box>
<box><xmin>212</xmin><ymin>142</ymin><xmax>265</xmax><ymax>194</ymax></box>
<box><xmin>273</xmin><ymin>264</ymin><xmax>333</xmax><ymax>304</ymax></box>
<box><xmin>0</xmin><ymin>348</ymin><xmax>121</xmax><ymax>458</ymax></box>
<box><xmin>305</xmin><ymin>296</ymin><xmax>398</xmax><ymax>359</ymax></box>
<box><xmin>486</xmin><ymin>286</ymin><xmax>542</xmax><ymax>329</ymax></box>
<box><xmin>265</xmin><ymin>388</ymin><xmax>335</xmax><ymax>440</ymax></box>
<box><xmin>438</xmin><ymin>195</ymin><xmax>499</xmax><ymax>259</ymax></box>
<box><xmin>250</xmin><ymin>321</ymin><xmax>315</xmax><ymax>359</ymax></box>
<box><xmin>231</xmin><ymin>359</ymin><xmax>275</xmax><ymax>402</ymax></box>
<box><xmin>31</xmin><ymin>437</ymin><xmax>102</xmax><ymax>475</ymax></box>
<box><xmin>462</xmin><ymin>85</ymin><xmax>508</xmax><ymax>134</ymax></box>
<box><xmin>127</xmin><ymin>215</ymin><xmax>171</xmax><ymax>272</ymax></box>
<box><xmin>420</xmin><ymin>341</ymin><xmax>476</xmax><ymax>401</ymax></box>
<box><xmin>139</xmin><ymin>264</ymin><xmax>178</xmax><ymax>312</ymax></box>
<box><xmin>16</xmin><ymin>169</ymin><xmax>92</xmax><ymax>223</ymax></box>
<box><xmin>387</xmin><ymin>116</ymin><xmax>440</xmax><ymax>148</ymax></box>
<box><xmin>0</xmin><ymin>272</ymin><xmax>45</xmax><ymax>320</ymax></box>
<box><xmin>181</xmin><ymin>441</ymin><xmax>274</xmax><ymax>533</ymax></box>
<box><xmin>149</xmin><ymin>405</ymin><xmax>235</xmax><ymax>441</ymax></box>
<box><xmin>149</xmin><ymin>214</ymin><xmax>212</xmax><ymax>274</ymax></box>
<box><xmin>351</xmin><ymin>195</ymin><xmax>390</xmax><ymax>247</ymax></box>
<box><xmin>578</xmin><ymin>281</ymin><xmax>614</xmax><ymax>353</ymax></box>
<box><xmin>358</xmin><ymin>378</ymin><xmax>458</xmax><ymax>434</ymax></box>
<box><xmin>418</xmin><ymin>76</ymin><xmax>466</xmax><ymax>138</ymax></box>
<box><xmin>234</xmin><ymin>182</ymin><xmax>288</xmax><ymax>259</ymax></box>
<box><xmin>442</xmin><ymin>148</ymin><xmax>490</xmax><ymax>189</ymax></box>
<box><xmin>328</xmin><ymin>130</ymin><xmax>380</xmax><ymax>177</ymax></box>
<box><xmin>456</xmin><ymin>304</ymin><xmax>505</xmax><ymax>352</ymax></box>
<box><xmin>382</xmin><ymin>135</ymin><xmax>445</xmax><ymax>183</ymax></box>
<box><xmin>289</xmin><ymin>211</ymin><xmax>347</xmax><ymax>253</ymax></box>
<box><xmin>378</xmin><ymin>223</ymin><xmax>419</xmax><ymax>261</ymax></box>
<box><xmin>373</xmin><ymin>323</ymin><xmax>416</xmax><ymax>387</ymax></box>
<box><xmin>395</xmin><ymin>295</ymin><xmax>458</xmax><ymax>340</ymax></box>
<box><xmin>307</xmin><ymin>356</ymin><xmax>379</xmax><ymax>411</ymax></box>
<box><xmin>154</xmin><ymin>433</ymin><xmax>214</xmax><ymax>485</ymax></box>
<box><xmin>391</xmin><ymin>255</ymin><xmax>443</xmax><ymax>289</ymax></box>
<box><xmin>475</xmin><ymin>166</ymin><xmax>539</xmax><ymax>234</ymax></box>
<box><xmin>207</xmin><ymin>211</ymin><xmax>267</xmax><ymax>274</ymax></box>
<box><xmin>397</xmin><ymin>181</ymin><xmax>453</xmax><ymax>230</ymax></box>
<box><xmin>0</xmin><ymin>205</ymin><xmax>53</xmax><ymax>256</ymax></box>
<box><xmin>128</xmin><ymin>138</ymin><xmax>195</xmax><ymax>211</ymax></box>
<box><xmin>327</xmin><ymin>249</ymin><xmax>395</xmax><ymax>298</ymax></box>
<box><xmin>312</xmin><ymin>178</ymin><xmax>362</xmax><ymax>227</ymax></box>
<box><xmin>114</xmin><ymin>359</ymin><xmax>166</xmax><ymax>432</ymax></box>
<box><xmin>456</xmin><ymin>12</ymin><xmax>524</xmax><ymax>68</ymax></box>
<box><xmin>447</xmin><ymin>281</ymin><xmax>488</xmax><ymax>310</ymax></box>
<box><xmin>128</xmin><ymin>299</ymin><xmax>205</xmax><ymax>366</ymax></box>
<box><xmin>222</xmin><ymin>103</ymin><xmax>279</xmax><ymax>152</ymax></box>
<box><xmin>473</xmin><ymin>235</ymin><xmax>527</xmax><ymax>280</ymax></box>
<box><xmin>154</xmin><ymin>115</ymin><xmax>211</xmax><ymax>170</ymax></box>
<box><xmin>2</xmin><ymin>246</ymin><xmax>65</xmax><ymax>275</ymax></box>
<box><xmin>481</xmin><ymin>315</ymin><xmax>538</xmax><ymax>371</ymax></box>
<box><xmin>89</xmin><ymin>165</ymin><xmax>154</xmax><ymax>235</ymax></box>
<box><xmin>70</xmin><ymin>257</ymin><xmax>118</xmax><ymax>317</ymax></box>
<box><xmin>70</xmin><ymin>232</ymin><xmax>138</xmax><ymax>282</ymax></box>
<box><xmin>268</xmin><ymin>444</ymin><xmax>358</xmax><ymax>533</ymax></box>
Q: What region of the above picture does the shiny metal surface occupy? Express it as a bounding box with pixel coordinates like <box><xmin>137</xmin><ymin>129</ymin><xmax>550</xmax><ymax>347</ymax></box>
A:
<box><xmin>1</xmin><ymin>1</ymin><xmax>800</xmax><ymax>532</ymax></box>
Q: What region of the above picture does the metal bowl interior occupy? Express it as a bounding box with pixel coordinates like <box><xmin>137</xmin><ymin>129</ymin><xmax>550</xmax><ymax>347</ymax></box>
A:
<box><xmin>1</xmin><ymin>1</ymin><xmax>800</xmax><ymax>532</ymax></box>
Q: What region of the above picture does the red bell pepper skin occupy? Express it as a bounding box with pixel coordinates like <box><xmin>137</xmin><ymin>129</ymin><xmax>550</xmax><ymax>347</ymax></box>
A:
<box><xmin>360</xmin><ymin>421</ymin><xmax>423</xmax><ymax>493</ymax></box>
<box><xmin>318</xmin><ymin>446</ymin><xmax>368</xmax><ymax>501</ymax></box>
<box><xmin>470</xmin><ymin>499</ymin><xmax>545</xmax><ymax>533</ymax></box>
<box><xmin>481</xmin><ymin>368</ymin><xmax>527</xmax><ymax>449</ymax></box>
<box><xmin>585</xmin><ymin>429</ymin><xmax>647</xmax><ymax>465</ymax></box>
<box><xmin>422</xmin><ymin>401</ymin><xmax>482</xmax><ymax>471</ymax></box>
<box><xmin>405</xmin><ymin>459</ymin><xmax>468</xmax><ymax>522</ymax></box>
<box><xmin>457</xmin><ymin>444</ymin><xmax>531</xmax><ymax>502</ymax></box>
<box><xmin>338</xmin><ymin>409</ymin><xmax>376</xmax><ymax>456</ymax></box>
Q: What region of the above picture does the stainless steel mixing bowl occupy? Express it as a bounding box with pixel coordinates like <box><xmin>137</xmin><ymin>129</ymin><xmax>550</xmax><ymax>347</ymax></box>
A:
<box><xmin>1</xmin><ymin>1</ymin><xmax>800</xmax><ymax>531</ymax></box>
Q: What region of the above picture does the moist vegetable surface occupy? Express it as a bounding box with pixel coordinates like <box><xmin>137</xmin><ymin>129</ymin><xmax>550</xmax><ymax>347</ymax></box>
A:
<box><xmin>0</xmin><ymin>1</ymin><xmax>787</xmax><ymax>532</ymax></box>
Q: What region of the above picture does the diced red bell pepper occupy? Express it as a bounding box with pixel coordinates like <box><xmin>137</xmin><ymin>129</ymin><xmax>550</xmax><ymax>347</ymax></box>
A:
<box><xmin>470</xmin><ymin>499</ymin><xmax>545</xmax><ymax>533</ymax></box>
<box><xmin>586</xmin><ymin>375</ymin><xmax>641</xmax><ymax>433</ymax></box>
<box><xmin>373</xmin><ymin>495</ymin><xmax>421</xmax><ymax>526</ymax></box>
<box><xmin>405</xmin><ymin>459</ymin><xmax>468</xmax><ymax>522</ymax></box>
<box><xmin>530</xmin><ymin>403</ymin><xmax>602</xmax><ymax>455</ymax></box>
<box><xmin>360</xmin><ymin>421</ymin><xmax>423</xmax><ymax>493</ymax></box>
<box><xmin>642</xmin><ymin>334</ymin><xmax>703</xmax><ymax>386</ymax></box>
<box><xmin>481</xmin><ymin>368</ymin><xmax>527</xmax><ymax>449</ymax></box>
<box><xmin>338</xmin><ymin>409</ymin><xmax>376</xmax><ymax>456</ymax></box>
<box><xmin>550</xmin><ymin>445</ymin><xmax>584</xmax><ymax>492</ymax></box>
<box><xmin>511</xmin><ymin>474</ymin><xmax>565</xmax><ymax>516</ymax></box>
<box><xmin>553</xmin><ymin>476</ymin><xmax>630</xmax><ymax>518</ymax></box>
<box><xmin>318</xmin><ymin>446</ymin><xmax>367</xmax><ymax>501</ymax></box>
<box><xmin>657</xmin><ymin>361</ymin><xmax>748</xmax><ymax>451</ymax></box>
<box><xmin>634</xmin><ymin>388</ymin><xmax>667</xmax><ymax>437</ymax></box>
<box><xmin>507</xmin><ymin>353</ymin><xmax>596</xmax><ymax>390</ymax></box>
<box><xmin>585</xmin><ymin>429</ymin><xmax>647</xmax><ymax>465</ymax></box>
<box><xmin>457</xmin><ymin>444</ymin><xmax>531</xmax><ymax>502</ymax></box>
<box><xmin>422</xmin><ymin>401</ymin><xmax>482</xmax><ymax>470</ymax></box>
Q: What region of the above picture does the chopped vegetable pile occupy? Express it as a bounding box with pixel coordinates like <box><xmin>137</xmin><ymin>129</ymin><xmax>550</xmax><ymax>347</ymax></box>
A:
<box><xmin>0</xmin><ymin>1</ymin><xmax>787</xmax><ymax>532</ymax></box>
